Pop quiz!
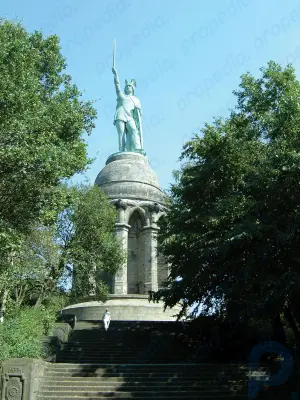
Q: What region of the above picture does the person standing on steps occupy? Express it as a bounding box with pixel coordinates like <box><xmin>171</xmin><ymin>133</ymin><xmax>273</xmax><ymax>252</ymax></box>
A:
<box><xmin>103</xmin><ymin>308</ymin><xmax>111</xmax><ymax>331</ymax></box>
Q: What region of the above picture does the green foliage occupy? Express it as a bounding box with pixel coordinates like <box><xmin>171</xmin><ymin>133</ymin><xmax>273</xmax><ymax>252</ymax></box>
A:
<box><xmin>57</xmin><ymin>185</ymin><xmax>125</xmax><ymax>301</ymax></box>
<box><xmin>0</xmin><ymin>19</ymin><xmax>99</xmax><ymax>310</ymax></box>
<box><xmin>42</xmin><ymin>293</ymin><xmax>69</xmax><ymax>312</ymax></box>
<box><xmin>0</xmin><ymin>20</ymin><xmax>97</xmax><ymax>231</ymax></box>
<box><xmin>0</xmin><ymin>307</ymin><xmax>55</xmax><ymax>361</ymax></box>
<box><xmin>0</xmin><ymin>184</ymin><xmax>123</xmax><ymax>315</ymax></box>
<box><xmin>155</xmin><ymin>61</ymin><xmax>300</xmax><ymax>325</ymax></box>
<box><xmin>0</xmin><ymin>224</ymin><xmax>62</xmax><ymax>314</ymax></box>
<box><xmin>0</xmin><ymin>20</ymin><xmax>122</xmax><ymax>356</ymax></box>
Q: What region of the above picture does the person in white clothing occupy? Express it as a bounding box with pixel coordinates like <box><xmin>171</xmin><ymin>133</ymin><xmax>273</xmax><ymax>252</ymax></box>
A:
<box><xmin>102</xmin><ymin>309</ymin><xmax>111</xmax><ymax>331</ymax></box>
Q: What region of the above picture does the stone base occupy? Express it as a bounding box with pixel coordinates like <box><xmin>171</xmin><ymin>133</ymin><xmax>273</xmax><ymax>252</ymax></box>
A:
<box><xmin>61</xmin><ymin>295</ymin><xmax>182</xmax><ymax>321</ymax></box>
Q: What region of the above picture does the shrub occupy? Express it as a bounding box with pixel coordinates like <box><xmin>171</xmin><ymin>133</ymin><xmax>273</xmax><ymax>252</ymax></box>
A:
<box><xmin>0</xmin><ymin>307</ymin><xmax>56</xmax><ymax>361</ymax></box>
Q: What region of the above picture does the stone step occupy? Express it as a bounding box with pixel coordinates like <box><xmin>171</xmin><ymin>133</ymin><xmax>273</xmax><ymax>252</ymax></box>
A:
<box><xmin>59</xmin><ymin>351</ymin><xmax>149</xmax><ymax>354</ymax></box>
<box><xmin>44</xmin><ymin>362</ymin><xmax>258</xmax><ymax>368</ymax></box>
<box><xmin>59</xmin><ymin>348</ymin><xmax>149</xmax><ymax>351</ymax></box>
<box><xmin>43</xmin><ymin>367</ymin><xmax>255</xmax><ymax>374</ymax></box>
<box><xmin>57</xmin><ymin>358</ymin><xmax>152</xmax><ymax>361</ymax></box>
<box><xmin>37</xmin><ymin>320</ymin><xmax>262</xmax><ymax>400</ymax></box>
<box><xmin>69</xmin><ymin>337</ymin><xmax>158</xmax><ymax>340</ymax></box>
<box><xmin>59</xmin><ymin>360</ymin><xmax>152</xmax><ymax>364</ymax></box>
<box><xmin>57</xmin><ymin>360</ymin><xmax>154</xmax><ymax>364</ymax></box>
<box><xmin>63</xmin><ymin>344</ymin><xmax>165</xmax><ymax>347</ymax></box>
<box><xmin>60</xmin><ymin>347</ymin><xmax>147</xmax><ymax>351</ymax></box>
<box><xmin>57</xmin><ymin>360</ymin><xmax>154</xmax><ymax>363</ymax></box>
<box><xmin>61</xmin><ymin>344</ymin><xmax>175</xmax><ymax>350</ymax></box>
<box><xmin>62</xmin><ymin>340</ymin><xmax>150</xmax><ymax>343</ymax></box>
<box><xmin>67</xmin><ymin>342</ymin><xmax>172</xmax><ymax>346</ymax></box>
<box><xmin>43</xmin><ymin>367</ymin><xmax>251</xmax><ymax>374</ymax></box>
<box><xmin>60</xmin><ymin>349</ymin><xmax>177</xmax><ymax>353</ymax></box>
<box><xmin>39</xmin><ymin>384</ymin><xmax>246</xmax><ymax>391</ymax></box>
<box><xmin>59</xmin><ymin>351</ymin><xmax>151</xmax><ymax>354</ymax></box>
<box><xmin>42</xmin><ymin>376</ymin><xmax>252</xmax><ymax>383</ymax></box>
<box><xmin>58</xmin><ymin>352</ymin><xmax>148</xmax><ymax>356</ymax></box>
<box><xmin>65</xmin><ymin>342</ymin><xmax>154</xmax><ymax>346</ymax></box>
<box><xmin>43</xmin><ymin>366</ymin><xmax>262</xmax><ymax>374</ymax></box>
<box><xmin>61</xmin><ymin>344</ymin><xmax>148</xmax><ymax>347</ymax></box>
<box><xmin>73</xmin><ymin>323</ymin><xmax>181</xmax><ymax>328</ymax></box>
<box><xmin>37</xmin><ymin>389</ymin><xmax>246</xmax><ymax>396</ymax></box>
<box><xmin>40</xmin><ymin>380</ymin><xmax>247</xmax><ymax>387</ymax></box>
<box><xmin>40</xmin><ymin>315</ymin><xmax>269</xmax><ymax>400</ymax></box>
<box><xmin>37</xmin><ymin>397</ymin><xmax>248</xmax><ymax>400</ymax></box>
<box><xmin>43</xmin><ymin>372</ymin><xmax>259</xmax><ymax>380</ymax></box>
<box><xmin>66</xmin><ymin>338</ymin><xmax>152</xmax><ymax>341</ymax></box>
<box><xmin>42</xmin><ymin>370</ymin><xmax>248</xmax><ymax>377</ymax></box>
<box><xmin>58</xmin><ymin>357</ymin><xmax>150</xmax><ymax>361</ymax></box>
<box><xmin>43</xmin><ymin>365</ymin><xmax>255</xmax><ymax>373</ymax></box>
<box><xmin>45</xmin><ymin>366</ymin><xmax>254</xmax><ymax>372</ymax></box>
<box><xmin>68</xmin><ymin>340</ymin><xmax>156</xmax><ymax>342</ymax></box>
<box><xmin>58</xmin><ymin>354</ymin><xmax>148</xmax><ymax>358</ymax></box>
<box><xmin>58</xmin><ymin>354</ymin><xmax>147</xmax><ymax>358</ymax></box>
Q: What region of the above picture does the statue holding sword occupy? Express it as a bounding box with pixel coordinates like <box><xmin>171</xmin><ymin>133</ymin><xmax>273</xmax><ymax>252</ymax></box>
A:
<box><xmin>112</xmin><ymin>40</ymin><xmax>144</xmax><ymax>153</ymax></box>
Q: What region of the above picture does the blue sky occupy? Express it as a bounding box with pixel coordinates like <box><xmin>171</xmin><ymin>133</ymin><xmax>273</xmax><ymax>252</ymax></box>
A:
<box><xmin>2</xmin><ymin>0</ymin><xmax>300</xmax><ymax>190</ymax></box>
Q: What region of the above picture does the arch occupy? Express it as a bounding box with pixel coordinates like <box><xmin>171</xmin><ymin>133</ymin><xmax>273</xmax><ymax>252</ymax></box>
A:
<box><xmin>128</xmin><ymin>210</ymin><xmax>144</xmax><ymax>235</ymax></box>
<box><xmin>126</xmin><ymin>205</ymin><xmax>146</xmax><ymax>226</ymax></box>
<box><xmin>127</xmin><ymin>209</ymin><xmax>146</xmax><ymax>294</ymax></box>
<box><xmin>155</xmin><ymin>211</ymin><xmax>167</xmax><ymax>224</ymax></box>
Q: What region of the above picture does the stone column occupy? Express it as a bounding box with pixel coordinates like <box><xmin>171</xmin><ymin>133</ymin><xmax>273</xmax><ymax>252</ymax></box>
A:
<box><xmin>143</xmin><ymin>202</ymin><xmax>163</xmax><ymax>293</ymax></box>
<box><xmin>113</xmin><ymin>223</ymin><xmax>130</xmax><ymax>294</ymax></box>
<box><xmin>143</xmin><ymin>225</ymin><xmax>159</xmax><ymax>293</ymax></box>
<box><xmin>113</xmin><ymin>199</ymin><xmax>129</xmax><ymax>295</ymax></box>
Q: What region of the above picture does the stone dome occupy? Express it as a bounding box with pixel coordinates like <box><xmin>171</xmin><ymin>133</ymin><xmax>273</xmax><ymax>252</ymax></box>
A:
<box><xmin>95</xmin><ymin>152</ymin><xmax>165</xmax><ymax>204</ymax></box>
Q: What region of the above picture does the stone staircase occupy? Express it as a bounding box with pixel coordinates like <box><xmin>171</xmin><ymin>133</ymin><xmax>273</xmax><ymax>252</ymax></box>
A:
<box><xmin>37</xmin><ymin>363</ymin><xmax>254</xmax><ymax>399</ymax></box>
<box><xmin>35</xmin><ymin>321</ymin><xmax>273</xmax><ymax>399</ymax></box>
<box><xmin>57</xmin><ymin>321</ymin><xmax>185</xmax><ymax>364</ymax></box>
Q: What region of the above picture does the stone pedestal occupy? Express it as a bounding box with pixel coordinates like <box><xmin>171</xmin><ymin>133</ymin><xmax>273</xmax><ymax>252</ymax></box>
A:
<box><xmin>62</xmin><ymin>295</ymin><xmax>182</xmax><ymax>321</ymax></box>
<box><xmin>95</xmin><ymin>152</ymin><xmax>167</xmax><ymax>297</ymax></box>
<box><xmin>67</xmin><ymin>151</ymin><xmax>183</xmax><ymax>321</ymax></box>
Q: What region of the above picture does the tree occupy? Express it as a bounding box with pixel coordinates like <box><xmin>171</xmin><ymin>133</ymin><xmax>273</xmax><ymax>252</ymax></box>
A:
<box><xmin>0</xmin><ymin>184</ymin><xmax>124</xmax><ymax>317</ymax></box>
<box><xmin>57</xmin><ymin>185</ymin><xmax>125</xmax><ymax>301</ymax></box>
<box><xmin>154</xmin><ymin>62</ymin><xmax>300</xmax><ymax>337</ymax></box>
<box><xmin>3</xmin><ymin>226</ymin><xmax>59</xmax><ymax>306</ymax></box>
<box><xmin>0</xmin><ymin>19</ymin><xmax>97</xmax><ymax>312</ymax></box>
<box><xmin>0</xmin><ymin>224</ymin><xmax>62</xmax><ymax>319</ymax></box>
<box><xmin>0</xmin><ymin>19</ymin><xmax>97</xmax><ymax>230</ymax></box>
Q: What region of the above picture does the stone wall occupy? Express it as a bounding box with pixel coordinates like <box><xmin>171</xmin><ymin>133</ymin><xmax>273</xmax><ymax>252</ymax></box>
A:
<box><xmin>0</xmin><ymin>358</ymin><xmax>47</xmax><ymax>400</ymax></box>
<box><xmin>62</xmin><ymin>295</ymin><xmax>182</xmax><ymax>321</ymax></box>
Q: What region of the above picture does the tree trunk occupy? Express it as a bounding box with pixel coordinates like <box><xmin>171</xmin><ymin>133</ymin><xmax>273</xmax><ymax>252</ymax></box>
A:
<box><xmin>15</xmin><ymin>284</ymin><xmax>27</xmax><ymax>308</ymax></box>
<box><xmin>34</xmin><ymin>294</ymin><xmax>43</xmax><ymax>308</ymax></box>
<box><xmin>0</xmin><ymin>289</ymin><xmax>9</xmax><ymax>322</ymax></box>
<box><xmin>34</xmin><ymin>285</ymin><xmax>45</xmax><ymax>308</ymax></box>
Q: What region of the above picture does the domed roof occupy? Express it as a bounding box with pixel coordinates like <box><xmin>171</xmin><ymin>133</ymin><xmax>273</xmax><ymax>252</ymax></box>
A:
<box><xmin>95</xmin><ymin>152</ymin><xmax>165</xmax><ymax>204</ymax></box>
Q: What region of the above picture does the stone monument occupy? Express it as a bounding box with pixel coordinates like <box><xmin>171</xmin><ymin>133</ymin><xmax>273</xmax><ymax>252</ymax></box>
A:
<box><xmin>62</xmin><ymin>42</ymin><xmax>181</xmax><ymax>321</ymax></box>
